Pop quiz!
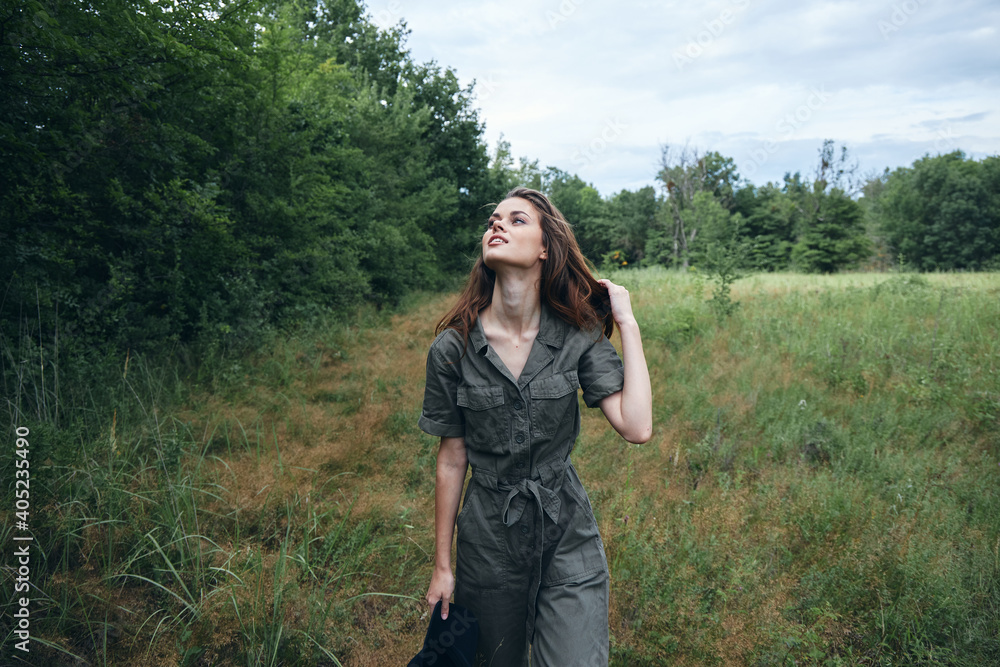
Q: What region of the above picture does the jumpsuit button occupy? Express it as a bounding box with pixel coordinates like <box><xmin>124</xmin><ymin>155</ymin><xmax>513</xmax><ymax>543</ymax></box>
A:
<box><xmin>520</xmin><ymin>525</ymin><xmax>529</xmax><ymax>534</ymax></box>
<box><xmin>515</xmin><ymin>433</ymin><xmax>525</xmax><ymax>444</ymax></box>
<box><xmin>513</xmin><ymin>400</ymin><xmax>524</xmax><ymax>410</ymax></box>
<box><xmin>516</xmin><ymin>460</ymin><xmax>524</xmax><ymax>467</ymax></box>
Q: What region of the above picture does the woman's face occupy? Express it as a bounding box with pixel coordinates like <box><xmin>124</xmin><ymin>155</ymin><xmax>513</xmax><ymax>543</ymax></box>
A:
<box><xmin>482</xmin><ymin>197</ymin><xmax>548</xmax><ymax>271</ymax></box>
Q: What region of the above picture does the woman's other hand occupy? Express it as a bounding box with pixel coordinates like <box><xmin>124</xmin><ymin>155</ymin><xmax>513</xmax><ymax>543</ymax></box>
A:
<box><xmin>426</xmin><ymin>566</ymin><xmax>456</xmax><ymax>619</ymax></box>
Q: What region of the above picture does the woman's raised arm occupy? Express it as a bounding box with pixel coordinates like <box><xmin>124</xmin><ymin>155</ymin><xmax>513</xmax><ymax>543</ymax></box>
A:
<box><xmin>596</xmin><ymin>279</ymin><xmax>652</xmax><ymax>444</ymax></box>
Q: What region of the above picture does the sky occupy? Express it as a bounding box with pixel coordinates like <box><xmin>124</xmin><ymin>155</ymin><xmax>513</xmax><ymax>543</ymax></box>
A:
<box><xmin>368</xmin><ymin>0</ymin><xmax>1000</xmax><ymax>197</ymax></box>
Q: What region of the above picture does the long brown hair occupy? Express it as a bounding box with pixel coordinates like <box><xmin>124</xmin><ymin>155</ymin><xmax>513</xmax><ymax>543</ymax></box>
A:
<box><xmin>436</xmin><ymin>187</ymin><xmax>614</xmax><ymax>342</ymax></box>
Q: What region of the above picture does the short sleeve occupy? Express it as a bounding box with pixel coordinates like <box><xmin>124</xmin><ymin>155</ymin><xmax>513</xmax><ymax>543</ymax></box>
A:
<box><xmin>417</xmin><ymin>331</ymin><xmax>466</xmax><ymax>438</ymax></box>
<box><xmin>577</xmin><ymin>332</ymin><xmax>625</xmax><ymax>408</ymax></box>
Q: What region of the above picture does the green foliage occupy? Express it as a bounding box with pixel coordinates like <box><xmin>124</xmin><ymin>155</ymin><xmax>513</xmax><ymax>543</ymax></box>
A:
<box><xmin>699</xmin><ymin>216</ymin><xmax>751</xmax><ymax>322</ymax></box>
<box><xmin>871</xmin><ymin>151</ymin><xmax>1000</xmax><ymax>271</ymax></box>
<box><xmin>601</xmin><ymin>249</ymin><xmax>631</xmax><ymax>272</ymax></box>
<box><xmin>657</xmin><ymin>149</ymin><xmax>741</xmax><ymax>211</ymax></box>
<box><xmin>640</xmin><ymin>140</ymin><xmax>1000</xmax><ymax>275</ymax></box>
<box><xmin>1</xmin><ymin>0</ymin><xmax>497</xmax><ymax>365</ymax></box>
<box><xmin>648</xmin><ymin>146</ymin><xmax>742</xmax><ymax>269</ymax></box>
<box><xmin>687</xmin><ymin>192</ymin><xmax>737</xmax><ymax>263</ymax></box>
<box><xmin>605</xmin><ymin>186</ymin><xmax>658</xmax><ymax>265</ymax></box>
<box><xmin>792</xmin><ymin>187</ymin><xmax>872</xmax><ymax>273</ymax></box>
<box><xmin>543</xmin><ymin>168</ymin><xmax>611</xmax><ymax>261</ymax></box>
<box><xmin>740</xmin><ymin>183</ymin><xmax>800</xmax><ymax>271</ymax></box>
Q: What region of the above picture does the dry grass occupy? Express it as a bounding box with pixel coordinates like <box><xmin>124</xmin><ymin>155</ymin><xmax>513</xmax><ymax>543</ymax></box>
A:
<box><xmin>182</xmin><ymin>297</ymin><xmax>458</xmax><ymax>664</ymax></box>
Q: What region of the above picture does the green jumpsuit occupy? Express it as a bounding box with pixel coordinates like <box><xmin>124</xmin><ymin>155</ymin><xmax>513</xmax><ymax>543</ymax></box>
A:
<box><xmin>419</xmin><ymin>304</ymin><xmax>624</xmax><ymax>666</ymax></box>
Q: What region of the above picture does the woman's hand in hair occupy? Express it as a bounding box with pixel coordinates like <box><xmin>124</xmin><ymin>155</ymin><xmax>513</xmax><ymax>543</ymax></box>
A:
<box><xmin>597</xmin><ymin>279</ymin><xmax>637</xmax><ymax>328</ymax></box>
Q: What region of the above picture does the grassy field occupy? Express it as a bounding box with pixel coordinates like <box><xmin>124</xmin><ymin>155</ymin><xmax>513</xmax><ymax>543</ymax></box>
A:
<box><xmin>2</xmin><ymin>270</ymin><xmax>999</xmax><ymax>665</ymax></box>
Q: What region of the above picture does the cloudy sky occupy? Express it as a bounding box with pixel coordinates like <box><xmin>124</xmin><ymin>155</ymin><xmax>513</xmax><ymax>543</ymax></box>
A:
<box><xmin>373</xmin><ymin>0</ymin><xmax>1000</xmax><ymax>196</ymax></box>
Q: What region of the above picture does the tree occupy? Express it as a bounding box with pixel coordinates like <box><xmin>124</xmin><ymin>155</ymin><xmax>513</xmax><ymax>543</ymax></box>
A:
<box><xmin>652</xmin><ymin>144</ymin><xmax>741</xmax><ymax>268</ymax></box>
<box><xmin>686</xmin><ymin>192</ymin><xmax>737</xmax><ymax>266</ymax></box>
<box><xmin>604</xmin><ymin>186</ymin><xmax>659</xmax><ymax>266</ymax></box>
<box><xmin>874</xmin><ymin>152</ymin><xmax>1000</xmax><ymax>270</ymax></box>
<box><xmin>813</xmin><ymin>138</ymin><xmax>862</xmax><ymax>196</ymax></box>
<box><xmin>0</xmin><ymin>0</ymin><xmax>500</xmax><ymax>357</ymax></box>
<box><xmin>0</xmin><ymin>0</ymin><xmax>264</xmax><ymax>348</ymax></box>
<box><xmin>543</xmin><ymin>169</ymin><xmax>609</xmax><ymax>262</ymax></box>
<box><xmin>740</xmin><ymin>183</ymin><xmax>800</xmax><ymax>271</ymax></box>
<box><xmin>785</xmin><ymin>142</ymin><xmax>872</xmax><ymax>273</ymax></box>
<box><xmin>792</xmin><ymin>188</ymin><xmax>871</xmax><ymax>273</ymax></box>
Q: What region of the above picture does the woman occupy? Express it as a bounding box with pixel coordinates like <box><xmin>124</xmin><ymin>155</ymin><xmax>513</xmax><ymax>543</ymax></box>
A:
<box><xmin>418</xmin><ymin>187</ymin><xmax>652</xmax><ymax>666</ymax></box>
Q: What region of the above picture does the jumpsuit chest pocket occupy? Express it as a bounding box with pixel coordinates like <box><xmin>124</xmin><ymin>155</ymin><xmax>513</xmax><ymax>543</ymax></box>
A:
<box><xmin>528</xmin><ymin>370</ymin><xmax>579</xmax><ymax>438</ymax></box>
<box><xmin>457</xmin><ymin>384</ymin><xmax>508</xmax><ymax>453</ymax></box>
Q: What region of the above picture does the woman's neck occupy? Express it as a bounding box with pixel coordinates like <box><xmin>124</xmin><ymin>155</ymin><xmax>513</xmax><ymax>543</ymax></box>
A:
<box><xmin>483</xmin><ymin>270</ymin><xmax>542</xmax><ymax>337</ymax></box>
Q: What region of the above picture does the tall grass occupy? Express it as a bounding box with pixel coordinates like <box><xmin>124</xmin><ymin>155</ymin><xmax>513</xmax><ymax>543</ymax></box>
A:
<box><xmin>1</xmin><ymin>276</ymin><xmax>997</xmax><ymax>665</ymax></box>
<box><xmin>0</xmin><ymin>300</ymin><xmax>424</xmax><ymax>665</ymax></box>
<box><xmin>589</xmin><ymin>269</ymin><xmax>1000</xmax><ymax>665</ymax></box>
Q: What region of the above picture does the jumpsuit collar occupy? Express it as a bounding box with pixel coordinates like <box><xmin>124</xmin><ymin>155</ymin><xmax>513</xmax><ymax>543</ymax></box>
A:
<box><xmin>471</xmin><ymin>303</ymin><xmax>566</xmax><ymax>388</ymax></box>
<box><xmin>470</xmin><ymin>302</ymin><xmax>567</xmax><ymax>353</ymax></box>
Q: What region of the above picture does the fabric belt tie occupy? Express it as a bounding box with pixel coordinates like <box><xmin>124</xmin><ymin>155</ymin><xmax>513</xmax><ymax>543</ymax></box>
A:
<box><xmin>499</xmin><ymin>477</ymin><xmax>561</xmax><ymax>527</ymax></box>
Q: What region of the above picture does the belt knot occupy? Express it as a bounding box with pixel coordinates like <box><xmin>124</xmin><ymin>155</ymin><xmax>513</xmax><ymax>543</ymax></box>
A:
<box><xmin>499</xmin><ymin>477</ymin><xmax>561</xmax><ymax>527</ymax></box>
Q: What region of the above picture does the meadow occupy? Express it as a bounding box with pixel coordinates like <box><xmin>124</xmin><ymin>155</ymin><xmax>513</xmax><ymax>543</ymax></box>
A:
<box><xmin>2</xmin><ymin>269</ymin><xmax>998</xmax><ymax>666</ymax></box>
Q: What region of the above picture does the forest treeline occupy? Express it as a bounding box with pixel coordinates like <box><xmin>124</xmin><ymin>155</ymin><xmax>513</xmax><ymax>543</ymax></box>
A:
<box><xmin>3</xmin><ymin>0</ymin><xmax>999</xmax><ymax>362</ymax></box>
<box><xmin>543</xmin><ymin>141</ymin><xmax>1000</xmax><ymax>276</ymax></box>
<box><xmin>2</xmin><ymin>0</ymin><xmax>507</xmax><ymax>358</ymax></box>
